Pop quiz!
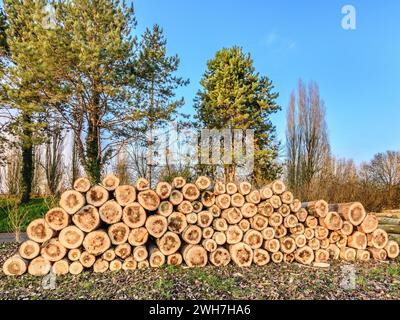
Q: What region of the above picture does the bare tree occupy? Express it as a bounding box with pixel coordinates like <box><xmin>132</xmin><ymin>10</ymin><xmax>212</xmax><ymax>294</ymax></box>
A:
<box><xmin>5</xmin><ymin>148</ymin><xmax>21</xmax><ymax>195</ymax></box>
<box><xmin>41</xmin><ymin>129</ymin><xmax>64</xmax><ymax>196</ymax></box>
<box><xmin>114</xmin><ymin>142</ymin><xmax>130</xmax><ymax>184</ymax></box>
<box><xmin>367</xmin><ymin>151</ymin><xmax>400</xmax><ymax>207</ymax></box>
<box><xmin>285</xmin><ymin>79</ymin><xmax>330</xmax><ymax>198</ymax></box>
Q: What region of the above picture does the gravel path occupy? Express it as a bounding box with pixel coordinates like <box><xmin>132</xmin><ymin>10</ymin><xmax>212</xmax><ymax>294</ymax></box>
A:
<box><xmin>1</xmin><ymin>242</ymin><xmax>399</xmax><ymax>300</ymax></box>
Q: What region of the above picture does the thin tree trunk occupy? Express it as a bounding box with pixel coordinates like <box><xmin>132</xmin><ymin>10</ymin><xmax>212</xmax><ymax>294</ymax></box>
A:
<box><xmin>20</xmin><ymin>113</ymin><xmax>33</xmax><ymax>203</ymax></box>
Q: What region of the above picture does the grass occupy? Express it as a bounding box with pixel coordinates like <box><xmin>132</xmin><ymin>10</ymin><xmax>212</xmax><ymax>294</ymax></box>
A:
<box><xmin>0</xmin><ymin>196</ymin><xmax>55</xmax><ymax>233</ymax></box>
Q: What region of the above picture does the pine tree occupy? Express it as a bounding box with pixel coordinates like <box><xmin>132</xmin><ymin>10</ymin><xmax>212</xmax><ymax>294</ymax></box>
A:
<box><xmin>194</xmin><ymin>46</ymin><xmax>281</xmax><ymax>183</ymax></box>
<box><xmin>131</xmin><ymin>24</ymin><xmax>188</xmax><ymax>186</ymax></box>
<box><xmin>1</xmin><ymin>1</ymin><xmax>49</xmax><ymax>203</ymax></box>
<box><xmin>4</xmin><ymin>0</ymin><xmax>139</xmax><ymax>183</ymax></box>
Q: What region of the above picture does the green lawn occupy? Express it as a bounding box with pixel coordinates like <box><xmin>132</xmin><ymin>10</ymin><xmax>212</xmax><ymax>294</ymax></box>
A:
<box><xmin>0</xmin><ymin>196</ymin><xmax>57</xmax><ymax>233</ymax></box>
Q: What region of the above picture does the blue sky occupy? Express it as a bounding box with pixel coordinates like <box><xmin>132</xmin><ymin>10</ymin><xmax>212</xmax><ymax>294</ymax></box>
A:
<box><xmin>134</xmin><ymin>0</ymin><xmax>400</xmax><ymax>163</ymax></box>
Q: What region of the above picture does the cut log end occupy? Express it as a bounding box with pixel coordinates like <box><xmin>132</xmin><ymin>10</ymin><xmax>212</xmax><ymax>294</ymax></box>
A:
<box><xmin>60</xmin><ymin>190</ymin><xmax>85</xmax><ymax>214</ymax></box>
<box><xmin>86</xmin><ymin>186</ymin><xmax>109</xmax><ymax>207</ymax></box>
<box><xmin>73</xmin><ymin>177</ymin><xmax>91</xmax><ymax>193</ymax></box>
<box><xmin>3</xmin><ymin>255</ymin><xmax>27</xmax><ymax>276</ymax></box>
<box><xmin>102</xmin><ymin>174</ymin><xmax>120</xmax><ymax>191</ymax></box>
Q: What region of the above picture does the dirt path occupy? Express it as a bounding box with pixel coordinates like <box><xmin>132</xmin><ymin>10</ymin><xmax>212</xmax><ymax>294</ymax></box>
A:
<box><xmin>0</xmin><ymin>233</ymin><xmax>27</xmax><ymax>243</ymax></box>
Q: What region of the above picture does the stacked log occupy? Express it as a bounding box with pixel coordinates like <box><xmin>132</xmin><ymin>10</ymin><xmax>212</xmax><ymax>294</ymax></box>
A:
<box><xmin>3</xmin><ymin>175</ymin><xmax>399</xmax><ymax>276</ymax></box>
<box><xmin>374</xmin><ymin>210</ymin><xmax>400</xmax><ymax>246</ymax></box>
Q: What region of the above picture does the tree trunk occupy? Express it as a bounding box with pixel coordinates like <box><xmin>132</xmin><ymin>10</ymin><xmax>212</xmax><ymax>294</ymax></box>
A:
<box><xmin>212</xmin><ymin>231</ymin><xmax>226</xmax><ymax>245</ymax></box>
<box><xmin>115</xmin><ymin>185</ymin><xmax>136</xmax><ymax>206</ymax></box>
<box><xmin>80</xmin><ymin>251</ymin><xmax>96</xmax><ymax>268</ymax></box>
<box><xmin>156</xmin><ymin>182</ymin><xmax>172</xmax><ymax>199</ymax></box>
<box><xmin>109</xmin><ymin>259</ymin><xmax>122</xmax><ymax>271</ymax></box>
<box><xmin>86</xmin><ymin>186</ymin><xmax>109</xmax><ymax>207</ymax></box>
<box><xmin>182</xmin><ymin>183</ymin><xmax>200</xmax><ymax>201</ymax></box>
<box><xmin>294</xmin><ymin>246</ymin><xmax>314</xmax><ymax>265</ymax></box>
<box><xmin>253</xmin><ymin>248</ymin><xmax>270</xmax><ymax>266</ymax></box>
<box><xmin>102</xmin><ymin>174</ymin><xmax>120</xmax><ymax>191</ymax></box>
<box><xmin>122</xmin><ymin>203</ymin><xmax>146</xmax><ymax>228</ymax></box>
<box><xmin>73</xmin><ymin>205</ymin><xmax>100</xmax><ymax>232</ymax></box>
<box><xmin>52</xmin><ymin>260</ymin><xmax>69</xmax><ymax>276</ymax></box>
<box><xmin>20</xmin><ymin>113</ymin><xmax>34</xmax><ymax>204</ymax></box>
<box><xmin>183</xmin><ymin>244</ymin><xmax>208</xmax><ymax>267</ymax></box>
<box><xmin>197</xmin><ymin>211</ymin><xmax>213</xmax><ymax>227</ymax></box>
<box><xmin>238</xmin><ymin>219</ymin><xmax>250</xmax><ymax>232</ymax></box>
<box><xmin>182</xmin><ymin>225</ymin><xmax>202</xmax><ymax>244</ymax></box>
<box><xmin>26</xmin><ymin>218</ymin><xmax>53</xmax><ymax>243</ymax></box>
<box><xmin>133</xmin><ymin>246</ymin><xmax>148</xmax><ymax>262</ymax></box>
<box><xmin>356</xmin><ymin>250</ymin><xmax>370</xmax><ymax>262</ymax></box>
<box><xmin>149</xmin><ymin>247</ymin><xmax>165</xmax><ymax>268</ymax></box>
<box><xmin>186</xmin><ymin>212</ymin><xmax>198</xmax><ymax>225</ymax></box>
<box><xmin>261</xmin><ymin>227</ymin><xmax>275</xmax><ymax>240</ymax></box>
<box><xmin>68</xmin><ymin>248</ymin><xmax>81</xmax><ymax>261</ymax></box>
<box><xmin>99</xmin><ymin>200</ymin><xmax>122</xmax><ymax>224</ymax></box>
<box><xmin>40</xmin><ymin>239</ymin><xmax>67</xmax><ymax>262</ymax></box>
<box><xmin>138</xmin><ymin>190</ymin><xmax>160</xmax><ymax>211</ymax></box>
<box><xmin>202</xmin><ymin>239</ymin><xmax>217</xmax><ymax>252</ymax></box>
<box><xmin>60</xmin><ymin>190</ymin><xmax>86</xmax><ymax>214</ymax></box>
<box><xmin>83</xmin><ymin>230</ymin><xmax>111</xmax><ymax>255</ymax></box>
<box><xmin>347</xmin><ymin>231</ymin><xmax>367</xmax><ymax>249</ymax></box>
<box><xmin>157</xmin><ymin>231</ymin><xmax>181</xmax><ymax>255</ymax></box>
<box><xmin>157</xmin><ymin>201</ymin><xmax>173</xmax><ymax>217</ymax></box>
<box><xmin>122</xmin><ymin>257</ymin><xmax>138</xmax><ymax>270</ymax></box>
<box><xmin>18</xmin><ymin>240</ymin><xmax>40</xmax><ymax>260</ymax></box>
<box><xmin>85</xmin><ymin>104</ymin><xmax>102</xmax><ymax>184</ymax></box>
<box><xmin>73</xmin><ymin>177</ymin><xmax>91</xmax><ymax>193</ymax></box>
<box><xmin>358</xmin><ymin>214</ymin><xmax>378</xmax><ymax>233</ymax></box>
<box><xmin>385</xmin><ymin>240</ymin><xmax>400</xmax><ymax>259</ymax></box>
<box><xmin>108</xmin><ymin>222</ymin><xmax>129</xmax><ymax>245</ymax></box>
<box><xmin>167</xmin><ymin>212</ymin><xmax>187</xmax><ymax>234</ymax></box>
<box><xmin>379</xmin><ymin>224</ymin><xmax>400</xmax><ymax>234</ymax></box>
<box><xmin>239</xmin><ymin>181</ymin><xmax>252</xmax><ymax>196</ymax></box>
<box><xmin>243</xmin><ymin>230</ymin><xmax>263</xmax><ymax>249</ymax></box>
<box><xmin>329</xmin><ymin>202</ymin><xmax>366</xmax><ymax>226</ymax></box>
<box><xmin>177</xmin><ymin>200</ymin><xmax>193</xmax><ymax>214</ymax></box>
<box><xmin>115</xmin><ymin>243</ymin><xmax>131</xmax><ymax>259</ymax></box>
<box><xmin>229</xmin><ymin>242</ymin><xmax>253</xmax><ymax>267</ymax></box>
<box><xmin>302</xmin><ymin>200</ymin><xmax>328</xmax><ymax>218</ymax></box>
<box><xmin>128</xmin><ymin>227</ymin><xmax>148</xmax><ymax>246</ymax></box>
<box><xmin>369</xmin><ymin>248</ymin><xmax>387</xmax><ymax>260</ymax></box>
<box><xmin>271</xmin><ymin>251</ymin><xmax>284</xmax><ymax>263</ymax></box>
<box><xmin>367</xmin><ymin>228</ymin><xmax>389</xmax><ymax>248</ymax></box>
<box><xmin>93</xmin><ymin>259</ymin><xmax>109</xmax><ymax>273</ymax></box>
<box><xmin>195</xmin><ymin>176</ymin><xmax>211</xmax><ymax>191</ymax></box>
<box><xmin>45</xmin><ymin>208</ymin><xmax>70</xmax><ymax>231</ymax></box>
<box><xmin>3</xmin><ymin>255</ymin><xmax>27</xmax><ymax>276</ymax></box>
<box><xmin>172</xmin><ymin>176</ymin><xmax>186</xmax><ymax>189</ymax></box>
<box><xmin>167</xmin><ymin>253</ymin><xmax>183</xmax><ymax>266</ymax></box>
<box><xmin>102</xmin><ymin>249</ymin><xmax>116</xmax><ymax>262</ymax></box>
<box><xmin>209</xmin><ymin>247</ymin><xmax>230</xmax><ymax>266</ymax></box>
<box><xmin>28</xmin><ymin>256</ymin><xmax>51</xmax><ymax>276</ymax></box>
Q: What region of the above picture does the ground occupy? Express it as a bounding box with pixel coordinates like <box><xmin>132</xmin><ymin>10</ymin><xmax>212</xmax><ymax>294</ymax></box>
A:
<box><xmin>0</xmin><ymin>243</ymin><xmax>399</xmax><ymax>300</ymax></box>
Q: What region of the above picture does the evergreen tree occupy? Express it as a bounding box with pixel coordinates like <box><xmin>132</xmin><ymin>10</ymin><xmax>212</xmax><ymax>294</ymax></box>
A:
<box><xmin>4</xmin><ymin>0</ymin><xmax>138</xmax><ymax>183</ymax></box>
<box><xmin>131</xmin><ymin>24</ymin><xmax>188</xmax><ymax>185</ymax></box>
<box><xmin>1</xmin><ymin>1</ymin><xmax>48</xmax><ymax>202</ymax></box>
<box><xmin>194</xmin><ymin>46</ymin><xmax>281</xmax><ymax>183</ymax></box>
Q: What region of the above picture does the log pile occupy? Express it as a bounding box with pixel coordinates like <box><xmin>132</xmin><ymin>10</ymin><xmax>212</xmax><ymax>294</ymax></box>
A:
<box><xmin>3</xmin><ymin>175</ymin><xmax>399</xmax><ymax>276</ymax></box>
<box><xmin>374</xmin><ymin>210</ymin><xmax>400</xmax><ymax>246</ymax></box>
